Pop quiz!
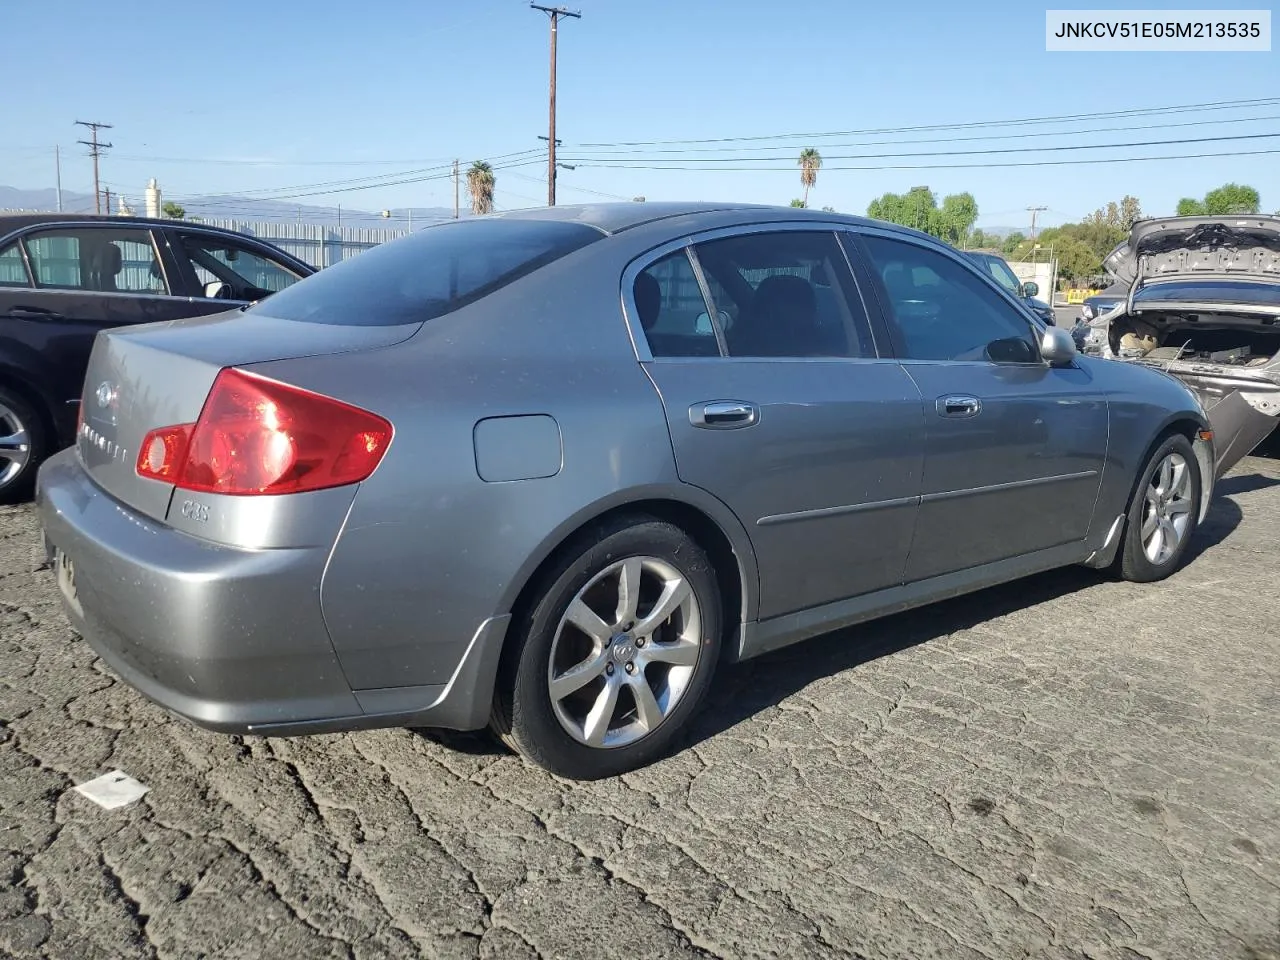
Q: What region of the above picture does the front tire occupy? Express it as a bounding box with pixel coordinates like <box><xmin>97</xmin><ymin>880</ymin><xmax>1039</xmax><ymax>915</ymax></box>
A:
<box><xmin>0</xmin><ymin>387</ymin><xmax>45</xmax><ymax>505</ymax></box>
<box><xmin>492</xmin><ymin>517</ymin><xmax>722</xmax><ymax>780</ymax></box>
<box><xmin>1114</xmin><ymin>433</ymin><xmax>1201</xmax><ymax>582</ymax></box>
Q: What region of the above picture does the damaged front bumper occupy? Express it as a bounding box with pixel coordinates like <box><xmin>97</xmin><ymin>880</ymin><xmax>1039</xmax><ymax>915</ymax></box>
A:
<box><xmin>1134</xmin><ymin>361</ymin><xmax>1280</xmax><ymax>477</ymax></box>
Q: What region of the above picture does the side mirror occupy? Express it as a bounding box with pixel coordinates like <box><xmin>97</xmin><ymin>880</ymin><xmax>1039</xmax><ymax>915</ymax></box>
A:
<box><xmin>203</xmin><ymin>280</ymin><xmax>232</xmax><ymax>300</ymax></box>
<box><xmin>1020</xmin><ymin>280</ymin><xmax>1040</xmax><ymax>298</ymax></box>
<box><xmin>1041</xmin><ymin>326</ymin><xmax>1078</xmax><ymax>366</ymax></box>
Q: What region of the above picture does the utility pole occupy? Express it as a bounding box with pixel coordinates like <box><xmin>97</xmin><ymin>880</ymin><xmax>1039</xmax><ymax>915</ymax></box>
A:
<box><xmin>54</xmin><ymin>146</ymin><xmax>63</xmax><ymax>212</ymax></box>
<box><xmin>75</xmin><ymin>120</ymin><xmax>113</xmax><ymax>215</ymax></box>
<box><xmin>104</xmin><ymin>187</ymin><xmax>111</xmax><ymax>216</ymax></box>
<box><xmin>531</xmin><ymin>3</ymin><xmax>580</xmax><ymax>207</ymax></box>
<box><xmin>1026</xmin><ymin>205</ymin><xmax>1048</xmax><ymax>243</ymax></box>
<box><xmin>453</xmin><ymin>159</ymin><xmax>460</xmax><ymax>218</ymax></box>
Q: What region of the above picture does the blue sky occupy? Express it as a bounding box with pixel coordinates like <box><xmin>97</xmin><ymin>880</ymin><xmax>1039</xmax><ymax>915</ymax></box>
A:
<box><xmin>2</xmin><ymin>0</ymin><xmax>1276</xmax><ymax>228</ymax></box>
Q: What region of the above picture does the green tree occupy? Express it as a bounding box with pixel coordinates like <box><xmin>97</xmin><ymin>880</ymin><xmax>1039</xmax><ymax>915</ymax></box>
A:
<box><xmin>1120</xmin><ymin>195</ymin><xmax>1142</xmax><ymax>229</ymax></box>
<box><xmin>1000</xmin><ymin>232</ymin><xmax>1025</xmax><ymax>256</ymax></box>
<box><xmin>798</xmin><ymin>148</ymin><xmax>822</xmax><ymax>208</ymax></box>
<box><xmin>820</xmin><ymin>205</ymin><xmax>836</xmax><ymax>213</ymax></box>
<box><xmin>1177</xmin><ymin>183</ymin><xmax>1260</xmax><ymax>217</ymax></box>
<box><xmin>1204</xmin><ymin>183</ymin><xmax>1260</xmax><ymax>214</ymax></box>
<box><xmin>789</xmin><ymin>198</ymin><xmax>806</xmax><ymax>208</ymax></box>
<box><xmin>466</xmin><ymin>161</ymin><xmax>495</xmax><ymax>215</ymax></box>
<box><xmin>935</xmin><ymin>192</ymin><xmax>978</xmax><ymax>246</ymax></box>
<box><xmin>162</xmin><ymin>202</ymin><xmax>185</xmax><ymax>220</ymax></box>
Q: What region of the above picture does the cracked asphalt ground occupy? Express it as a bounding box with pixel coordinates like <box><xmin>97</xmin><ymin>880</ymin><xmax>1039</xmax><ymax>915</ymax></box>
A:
<box><xmin>2</xmin><ymin>457</ymin><xmax>1279</xmax><ymax>960</ymax></box>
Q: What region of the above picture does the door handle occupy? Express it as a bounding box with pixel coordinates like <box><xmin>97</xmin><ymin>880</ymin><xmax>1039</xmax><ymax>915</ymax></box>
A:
<box><xmin>4</xmin><ymin>305</ymin><xmax>63</xmax><ymax>320</ymax></box>
<box><xmin>937</xmin><ymin>395</ymin><xmax>981</xmax><ymax>418</ymax></box>
<box><xmin>690</xmin><ymin>400</ymin><xmax>759</xmax><ymax>429</ymax></box>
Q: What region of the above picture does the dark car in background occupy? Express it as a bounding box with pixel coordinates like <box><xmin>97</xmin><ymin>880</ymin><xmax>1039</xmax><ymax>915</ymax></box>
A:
<box><xmin>0</xmin><ymin>215</ymin><xmax>315</xmax><ymax>499</ymax></box>
<box><xmin>964</xmin><ymin>251</ymin><xmax>1056</xmax><ymax>324</ymax></box>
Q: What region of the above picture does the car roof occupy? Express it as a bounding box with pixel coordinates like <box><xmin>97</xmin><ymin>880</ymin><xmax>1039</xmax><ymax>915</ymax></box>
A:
<box><xmin>480</xmin><ymin>201</ymin><xmax>939</xmax><ymax>241</ymax></box>
<box><xmin>0</xmin><ymin>213</ymin><xmax>206</xmax><ymax>231</ymax></box>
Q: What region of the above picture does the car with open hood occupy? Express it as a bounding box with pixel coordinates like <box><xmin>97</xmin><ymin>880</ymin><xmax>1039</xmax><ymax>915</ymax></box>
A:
<box><xmin>1100</xmin><ymin>214</ymin><xmax>1280</xmax><ymax>476</ymax></box>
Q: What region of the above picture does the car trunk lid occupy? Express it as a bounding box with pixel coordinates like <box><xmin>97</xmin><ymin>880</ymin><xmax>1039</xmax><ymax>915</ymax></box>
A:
<box><xmin>76</xmin><ymin>309</ymin><xmax>421</xmax><ymax>521</ymax></box>
<box><xmin>1105</xmin><ymin>215</ymin><xmax>1280</xmax><ymax>289</ymax></box>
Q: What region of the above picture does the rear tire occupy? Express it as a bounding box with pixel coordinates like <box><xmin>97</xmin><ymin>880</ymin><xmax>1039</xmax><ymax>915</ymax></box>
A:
<box><xmin>491</xmin><ymin>516</ymin><xmax>722</xmax><ymax>780</ymax></box>
<box><xmin>1114</xmin><ymin>433</ymin><xmax>1201</xmax><ymax>583</ymax></box>
<box><xmin>0</xmin><ymin>386</ymin><xmax>46</xmax><ymax>505</ymax></box>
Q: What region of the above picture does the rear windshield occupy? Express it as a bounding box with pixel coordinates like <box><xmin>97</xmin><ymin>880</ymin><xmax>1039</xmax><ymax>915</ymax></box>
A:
<box><xmin>248</xmin><ymin>218</ymin><xmax>604</xmax><ymax>325</ymax></box>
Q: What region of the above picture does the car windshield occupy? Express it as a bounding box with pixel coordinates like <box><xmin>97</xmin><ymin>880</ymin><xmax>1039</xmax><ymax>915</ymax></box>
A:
<box><xmin>249</xmin><ymin>218</ymin><xmax>604</xmax><ymax>326</ymax></box>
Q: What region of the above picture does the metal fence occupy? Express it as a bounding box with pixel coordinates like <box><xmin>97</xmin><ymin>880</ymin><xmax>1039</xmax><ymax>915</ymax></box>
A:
<box><xmin>186</xmin><ymin>219</ymin><xmax>422</xmax><ymax>269</ymax></box>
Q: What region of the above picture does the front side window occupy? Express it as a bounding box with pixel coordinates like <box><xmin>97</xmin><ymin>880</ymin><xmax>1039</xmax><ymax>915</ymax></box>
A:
<box><xmin>691</xmin><ymin>230</ymin><xmax>872</xmax><ymax>358</ymax></box>
<box><xmin>179</xmin><ymin>235</ymin><xmax>304</xmax><ymax>301</ymax></box>
<box><xmin>252</xmin><ymin>218</ymin><xmax>603</xmax><ymax>326</ymax></box>
<box><xmin>862</xmin><ymin>235</ymin><xmax>1039</xmax><ymax>363</ymax></box>
<box><xmin>0</xmin><ymin>243</ymin><xmax>29</xmax><ymax>287</ymax></box>
<box><xmin>23</xmin><ymin>228</ymin><xmax>168</xmax><ymax>295</ymax></box>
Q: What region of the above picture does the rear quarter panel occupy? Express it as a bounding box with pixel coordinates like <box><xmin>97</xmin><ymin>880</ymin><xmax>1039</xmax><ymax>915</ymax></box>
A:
<box><xmin>243</xmin><ymin>236</ymin><xmax>757</xmax><ymax>691</ymax></box>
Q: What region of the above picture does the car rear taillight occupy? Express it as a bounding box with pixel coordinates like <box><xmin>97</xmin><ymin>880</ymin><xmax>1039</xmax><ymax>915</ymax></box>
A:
<box><xmin>136</xmin><ymin>368</ymin><xmax>393</xmax><ymax>495</ymax></box>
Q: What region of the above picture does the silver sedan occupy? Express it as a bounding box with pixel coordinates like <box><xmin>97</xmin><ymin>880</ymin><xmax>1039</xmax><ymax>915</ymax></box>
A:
<box><xmin>37</xmin><ymin>202</ymin><xmax>1216</xmax><ymax>779</ymax></box>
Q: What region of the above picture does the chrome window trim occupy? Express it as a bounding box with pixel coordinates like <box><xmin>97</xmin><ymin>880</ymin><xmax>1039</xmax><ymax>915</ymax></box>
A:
<box><xmin>619</xmin><ymin>219</ymin><xmax>883</xmax><ymax>364</ymax></box>
<box><xmin>0</xmin><ymin>286</ymin><xmax>204</xmax><ymax>305</ymax></box>
<box><xmin>20</xmin><ymin>223</ymin><xmax>174</xmax><ymax>297</ymax></box>
<box><xmin>848</xmin><ymin>224</ymin><xmax>1052</xmax><ymax>368</ymax></box>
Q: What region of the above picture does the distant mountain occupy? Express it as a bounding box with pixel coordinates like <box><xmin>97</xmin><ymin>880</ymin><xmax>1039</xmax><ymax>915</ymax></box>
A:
<box><xmin>0</xmin><ymin>185</ymin><xmax>459</xmax><ymax>229</ymax></box>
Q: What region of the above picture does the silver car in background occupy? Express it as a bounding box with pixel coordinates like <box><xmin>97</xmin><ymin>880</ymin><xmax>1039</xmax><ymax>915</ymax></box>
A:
<box><xmin>38</xmin><ymin>202</ymin><xmax>1216</xmax><ymax>779</ymax></box>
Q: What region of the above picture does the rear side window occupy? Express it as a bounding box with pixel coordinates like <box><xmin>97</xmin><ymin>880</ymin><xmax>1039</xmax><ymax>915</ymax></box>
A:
<box><xmin>0</xmin><ymin>243</ymin><xmax>28</xmax><ymax>287</ymax></box>
<box><xmin>250</xmin><ymin>219</ymin><xmax>603</xmax><ymax>326</ymax></box>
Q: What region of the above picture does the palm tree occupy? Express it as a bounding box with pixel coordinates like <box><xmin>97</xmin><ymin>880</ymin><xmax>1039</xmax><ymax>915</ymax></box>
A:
<box><xmin>798</xmin><ymin>148</ymin><xmax>822</xmax><ymax>208</ymax></box>
<box><xmin>467</xmin><ymin>161</ymin><xmax>496</xmax><ymax>215</ymax></box>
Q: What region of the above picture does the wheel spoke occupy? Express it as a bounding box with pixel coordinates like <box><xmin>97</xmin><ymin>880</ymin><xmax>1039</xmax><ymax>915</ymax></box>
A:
<box><xmin>1141</xmin><ymin>508</ymin><xmax>1159</xmax><ymax>540</ymax></box>
<box><xmin>1158</xmin><ymin>457</ymin><xmax>1173</xmax><ymax>495</ymax></box>
<box><xmin>615</xmin><ymin>558</ymin><xmax>642</xmax><ymax>627</ymax></box>
<box><xmin>1169</xmin><ymin>458</ymin><xmax>1187</xmax><ymax>498</ymax></box>
<box><xmin>1166</xmin><ymin>498</ymin><xmax>1191</xmax><ymax>518</ymax></box>
<box><xmin>643</xmin><ymin>639</ymin><xmax>699</xmax><ymax>667</ymax></box>
<box><xmin>565</xmin><ymin>597</ymin><xmax>612</xmax><ymax>644</ymax></box>
<box><xmin>629</xmin><ymin>676</ymin><xmax>664</xmax><ymax>731</ymax></box>
<box><xmin>1145</xmin><ymin>525</ymin><xmax>1165</xmax><ymax>563</ymax></box>
<box><xmin>582</xmin><ymin>679</ymin><xmax>621</xmax><ymax>746</ymax></box>
<box><xmin>0</xmin><ymin>429</ymin><xmax>28</xmax><ymax>452</ymax></box>
<box><xmin>549</xmin><ymin>647</ymin><xmax>609</xmax><ymax>702</ymax></box>
<box><xmin>1160</xmin><ymin>517</ymin><xmax>1179</xmax><ymax>550</ymax></box>
<box><xmin>635</xmin><ymin>577</ymin><xmax>691</xmax><ymax>636</ymax></box>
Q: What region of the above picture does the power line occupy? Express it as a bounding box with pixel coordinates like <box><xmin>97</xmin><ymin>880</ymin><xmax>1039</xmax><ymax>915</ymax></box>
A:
<box><xmin>572</xmin><ymin>96</ymin><xmax>1280</xmax><ymax>148</ymax></box>
<box><xmin>561</xmin><ymin>145</ymin><xmax>1280</xmax><ymax>173</ymax></box>
<box><xmin>571</xmin><ymin>112</ymin><xmax>1280</xmax><ymax>157</ymax></box>
<box><xmin>563</xmin><ymin>130</ymin><xmax>1280</xmax><ymax>166</ymax></box>
<box><xmin>74</xmin><ymin>120</ymin><xmax>113</xmax><ymax>215</ymax></box>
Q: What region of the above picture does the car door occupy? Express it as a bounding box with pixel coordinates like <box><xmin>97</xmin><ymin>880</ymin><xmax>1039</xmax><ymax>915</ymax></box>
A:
<box><xmin>851</xmin><ymin>228</ymin><xmax>1109</xmax><ymax>582</ymax></box>
<box><xmin>628</xmin><ymin>224</ymin><xmax>926</xmax><ymax>622</ymax></box>
<box><xmin>164</xmin><ymin>228</ymin><xmax>309</xmax><ymax>308</ymax></box>
<box><xmin>0</xmin><ymin>224</ymin><xmax>201</xmax><ymax>439</ymax></box>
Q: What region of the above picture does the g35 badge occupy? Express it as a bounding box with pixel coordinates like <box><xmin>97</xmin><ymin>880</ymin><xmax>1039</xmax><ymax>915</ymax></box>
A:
<box><xmin>180</xmin><ymin>499</ymin><xmax>210</xmax><ymax>523</ymax></box>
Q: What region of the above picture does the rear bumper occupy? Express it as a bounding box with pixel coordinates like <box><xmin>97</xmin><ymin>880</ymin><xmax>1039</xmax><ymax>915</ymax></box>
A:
<box><xmin>35</xmin><ymin>449</ymin><xmax>507</xmax><ymax>736</ymax></box>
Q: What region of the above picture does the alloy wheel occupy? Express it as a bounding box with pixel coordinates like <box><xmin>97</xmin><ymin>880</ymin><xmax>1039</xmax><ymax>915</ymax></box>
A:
<box><xmin>1141</xmin><ymin>451</ymin><xmax>1193</xmax><ymax>565</ymax></box>
<box><xmin>547</xmin><ymin>556</ymin><xmax>702</xmax><ymax>749</ymax></box>
<box><xmin>0</xmin><ymin>401</ymin><xmax>30</xmax><ymax>489</ymax></box>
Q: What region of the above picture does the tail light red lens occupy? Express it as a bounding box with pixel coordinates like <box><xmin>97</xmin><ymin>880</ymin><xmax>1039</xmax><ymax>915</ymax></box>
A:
<box><xmin>136</xmin><ymin>368</ymin><xmax>393</xmax><ymax>496</ymax></box>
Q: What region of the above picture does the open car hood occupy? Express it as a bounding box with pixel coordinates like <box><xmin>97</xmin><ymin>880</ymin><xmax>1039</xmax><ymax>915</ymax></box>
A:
<box><xmin>1104</xmin><ymin>214</ymin><xmax>1280</xmax><ymax>289</ymax></box>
